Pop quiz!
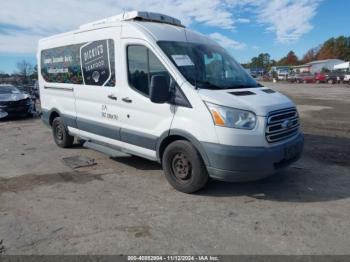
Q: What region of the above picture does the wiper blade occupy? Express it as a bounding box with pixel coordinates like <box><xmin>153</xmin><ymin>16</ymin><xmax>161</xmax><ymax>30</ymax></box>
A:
<box><xmin>196</xmin><ymin>81</ymin><xmax>222</xmax><ymax>89</ymax></box>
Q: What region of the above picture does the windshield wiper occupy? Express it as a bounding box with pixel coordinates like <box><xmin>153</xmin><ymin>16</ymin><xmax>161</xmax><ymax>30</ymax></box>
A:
<box><xmin>195</xmin><ymin>80</ymin><xmax>223</xmax><ymax>89</ymax></box>
<box><xmin>188</xmin><ymin>79</ymin><xmax>226</xmax><ymax>90</ymax></box>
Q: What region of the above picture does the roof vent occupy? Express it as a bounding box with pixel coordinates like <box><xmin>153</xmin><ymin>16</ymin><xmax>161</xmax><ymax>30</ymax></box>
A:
<box><xmin>230</xmin><ymin>91</ymin><xmax>256</xmax><ymax>96</ymax></box>
<box><xmin>80</xmin><ymin>11</ymin><xmax>183</xmax><ymax>30</ymax></box>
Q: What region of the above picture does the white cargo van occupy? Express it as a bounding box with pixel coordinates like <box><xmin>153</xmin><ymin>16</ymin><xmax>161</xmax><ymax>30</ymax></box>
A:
<box><xmin>38</xmin><ymin>11</ymin><xmax>303</xmax><ymax>193</ymax></box>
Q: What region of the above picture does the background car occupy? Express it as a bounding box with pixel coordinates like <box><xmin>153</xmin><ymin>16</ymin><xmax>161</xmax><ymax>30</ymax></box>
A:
<box><xmin>289</xmin><ymin>72</ymin><xmax>315</xmax><ymax>83</ymax></box>
<box><xmin>277</xmin><ymin>72</ymin><xmax>288</xmax><ymax>80</ymax></box>
<box><xmin>0</xmin><ymin>85</ymin><xmax>35</xmax><ymax>119</ymax></box>
<box><xmin>314</xmin><ymin>72</ymin><xmax>326</xmax><ymax>83</ymax></box>
<box><xmin>325</xmin><ymin>71</ymin><xmax>345</xmax><ymax>84</ymax></box>
<box><xmin>344</xmin><ymin>73</ymin><xmax>350</xmax><ymax>84</ymax></box>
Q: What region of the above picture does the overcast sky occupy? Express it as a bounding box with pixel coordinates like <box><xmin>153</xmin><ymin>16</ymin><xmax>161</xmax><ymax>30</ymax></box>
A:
<box><xmin>0</xmin><ymin>0</ymin><xmax>348</xmax><ymax>73</ymax></box>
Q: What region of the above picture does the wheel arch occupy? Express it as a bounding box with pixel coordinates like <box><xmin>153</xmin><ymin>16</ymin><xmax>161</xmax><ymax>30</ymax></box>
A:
<box><xmin>49</xmin><ymin>109</ymin><xmax>61</xmax><ymax>126</ymax></box>
<box><xmin>156</xmin><ymin>129</ymin><xmax>210</xmax><ymax>166</ymax></box>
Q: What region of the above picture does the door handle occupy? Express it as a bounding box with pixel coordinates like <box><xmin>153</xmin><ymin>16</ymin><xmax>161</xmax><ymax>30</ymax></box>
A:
<box><xmin>108</xmin><ymin>94</ymin><xmax>117</xmax><ymax>100</ymax></box>
<box><xmin>122</xmin><ymin>97</ymin><xmax>132</xmax><ymax>103</ymax></box>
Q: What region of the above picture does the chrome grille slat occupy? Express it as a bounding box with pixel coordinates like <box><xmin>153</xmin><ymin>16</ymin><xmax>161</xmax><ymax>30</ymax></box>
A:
<box><xmin>266</xmin><ymin>108</ymin><xmax>300</xmax><ymax>143</ymax></box>
<box><xmin>266</xmin><ymin>120</ymin><xmax>299</xmax><ymax>134</ymax></box>
<box><xmin>266</xmin><ymin>126</ymin><xmax>299</xmax><ymax>140</ymax></box>
<box><xmin>268</xmin><ymin>110</ymin><xmax>298</xmax><ymax>124</ymax></box>
<box><xmin>267</xmin><ymin>131</ymin><xmax>299</xmax><ymax>143</ymax></box>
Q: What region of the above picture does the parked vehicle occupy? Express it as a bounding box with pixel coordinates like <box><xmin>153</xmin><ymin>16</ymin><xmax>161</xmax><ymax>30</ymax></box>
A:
<box><xmin>0</xmin><ymin>85</ymin><xmax>35</xmax><ymax>119</ymax></box>
<box><xmin>38</xmin><ymin>11</ymin><xmax>304</xmax><ymax>193</ymax></box>
<box><xmin>287</xmin><ymin>72</ymin><xmax>296</xmax><ymax>82</ymax></box>
<box><xmin>289</xmin><ymin>72</ymin><xmax>314</xmax><ymax>83</ymax></box>
<box><xmin>344</xmin><ymin>72</ymin><xmax>350</xmax><ymax>84</ymax></box>
<box><xmin>277</xmin><ymin>71</ymin><xmax>288</xmax><ymax>81</ymax></box>
<box><xmin>314</xmin><ymin>73</ymin><xmax>326</xmax><ymax>83</ymax></box>
<box><xmin>325</xmin><ymin>71</ymin><xmax>345</xmax><ymax>84</ymax></box>
<box><xmin>299</xmin><ymin>72</ymin><xmax>315</xmax><ymax>83</ymax></box>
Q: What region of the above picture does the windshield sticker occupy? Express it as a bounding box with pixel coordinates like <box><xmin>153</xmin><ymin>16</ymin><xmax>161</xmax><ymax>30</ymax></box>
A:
<box><xmin>171</xmin><ymin>55</ymin><xmax>194</xmax><ymax>67</ymax></box>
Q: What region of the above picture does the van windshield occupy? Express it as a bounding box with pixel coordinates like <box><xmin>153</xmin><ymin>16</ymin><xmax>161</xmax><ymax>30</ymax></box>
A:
<box><xmin>158</xmin><ymin>41</ymin><xmax>261</xmax><ymax>90</ymax></box>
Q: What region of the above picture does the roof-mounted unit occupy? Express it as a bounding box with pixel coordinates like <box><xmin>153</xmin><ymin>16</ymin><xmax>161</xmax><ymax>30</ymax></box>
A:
<box><xmin>79</xmin><ymin>11</ymin><xmax>184</xmax><ymax>30</ymax></box>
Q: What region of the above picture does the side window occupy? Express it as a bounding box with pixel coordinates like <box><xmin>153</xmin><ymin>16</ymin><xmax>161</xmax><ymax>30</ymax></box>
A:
<box><xmin>41</xmin><ymin>39</ymin><xmax>115</xmax><ymax>86</ymax></box>
<box><xmin>127</xmin><ymin>45</ymin><xmax>169</xmax><ymax>96</ymax></box>
<box><xmin>41</xmin><ymin>44</ymin><xmax>83</xmax><ymax>84</ymax></box>
<box><xmin>127</xmin><ymin>46</ymin><xmax>149</xmax><ymax>95</ymax></box>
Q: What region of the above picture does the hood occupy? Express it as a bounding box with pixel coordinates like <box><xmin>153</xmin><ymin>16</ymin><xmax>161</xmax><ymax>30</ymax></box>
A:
<box><xmin>0</xmin><ymin>92</ymin><xmax>29</xmax><ymax>102</ymax></box>
<box><xmin>198</xmin><ymin>87</ymin><xmax>295</xmax><ymax>116</ymax></box>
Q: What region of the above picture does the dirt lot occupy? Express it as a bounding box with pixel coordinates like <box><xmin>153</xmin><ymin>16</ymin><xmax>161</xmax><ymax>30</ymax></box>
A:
<box><xmin>0</xmin><ymin>82</ymin><xmax>350</xmax><ymax>254</ymax></box>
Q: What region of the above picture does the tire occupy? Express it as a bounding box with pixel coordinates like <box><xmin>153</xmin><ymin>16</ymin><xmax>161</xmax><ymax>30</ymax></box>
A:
<box><xmin>162</xmin><ymin>140</ymin><xmax>209</xmax><ymax>193</ymax></box>
<box><xmin>316</xmin><ymin>80</ymin><xmax>320</xmax><ymax>84</ymax></box>
<box><xmin>52</xmin><ymin>117</ymin><xmax>74</xmax><ymax>148</ymax></box>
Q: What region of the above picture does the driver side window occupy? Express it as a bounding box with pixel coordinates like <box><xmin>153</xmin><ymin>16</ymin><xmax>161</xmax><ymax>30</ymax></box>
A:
<box><xmin>127</xmin><ymin>45</ymin><xmax>170</xmax><ymax>96</ymax></box>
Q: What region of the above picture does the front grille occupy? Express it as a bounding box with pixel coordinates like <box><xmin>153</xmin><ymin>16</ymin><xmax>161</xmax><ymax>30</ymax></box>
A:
<box><xmin>0</xmin><ymin>98</ymin><xmax>30</xmax><ymax>107</ymax></box>
<box><xmin>266</xmin><ymin>108</ymin><xmax>300</xmax><ymax>143</ymax></box>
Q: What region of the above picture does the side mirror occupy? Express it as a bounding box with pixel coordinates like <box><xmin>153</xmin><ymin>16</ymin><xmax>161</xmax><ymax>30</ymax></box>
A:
<box><xmin>149</xmin><ymin>75</ymin><xmax>171</xmax><ymax>104</ymax></box>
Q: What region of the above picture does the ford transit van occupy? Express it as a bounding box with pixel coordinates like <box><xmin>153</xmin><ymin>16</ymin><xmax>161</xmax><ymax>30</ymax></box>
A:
<box><xmin>38</xmin><ymin>11</ymin><xmax>303</xmax><ymax>193</ymax></box>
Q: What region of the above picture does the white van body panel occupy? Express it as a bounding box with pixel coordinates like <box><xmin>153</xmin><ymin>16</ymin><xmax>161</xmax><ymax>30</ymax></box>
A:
<box><xmin>170</xmin><ymin>82</ymin><xmax>219</xmax><ymax>144</ymax></box>
<box><xmin>197</xmin><ymin>88</ymin><xmax>295</xmax><ymax>116</ymax></box>
<box><xmin>68</xmin><ymin>126</ymin><xmax>157</xmax><ymax>160</ymax></box>
<box><xmin>38</xmin><ymin>34</ymin><xmax>77</xmax><ymax>122</ymax></box>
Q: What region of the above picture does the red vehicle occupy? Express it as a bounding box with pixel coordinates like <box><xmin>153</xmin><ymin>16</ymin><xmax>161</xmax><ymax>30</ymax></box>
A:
<box><xmin>291</xmin><ymin>72</ymin><xmax>315</xmax><ymax>83</ymax></box>
<box><xmin>314</xmin><ymin>73</ymin><xmax>326</xmax><ymax>83</ymax></box>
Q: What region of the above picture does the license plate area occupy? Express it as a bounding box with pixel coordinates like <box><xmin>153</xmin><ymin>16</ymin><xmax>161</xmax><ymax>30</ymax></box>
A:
<box><xmin>284</xmin><ymin>144</ymin><xmax>300</xmax><ymax>160</ymax></box>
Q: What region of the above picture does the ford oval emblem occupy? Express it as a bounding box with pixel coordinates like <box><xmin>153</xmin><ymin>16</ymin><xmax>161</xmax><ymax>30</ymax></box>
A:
<box><xmin>281</xmin><ymin>119</ymin><xmax>293</xmax><ymax>129</ymax></box>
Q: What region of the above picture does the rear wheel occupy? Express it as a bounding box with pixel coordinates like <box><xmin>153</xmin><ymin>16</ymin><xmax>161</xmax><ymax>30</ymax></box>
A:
<box><xmin>52</xmin><ymin>117</ymin><xmax>74</xmax><ymax>148</ymax></box>
<box><xmin>162</xmin><ymin>140</ymin><xmax>209</xmax><ymax>193</ymax></box>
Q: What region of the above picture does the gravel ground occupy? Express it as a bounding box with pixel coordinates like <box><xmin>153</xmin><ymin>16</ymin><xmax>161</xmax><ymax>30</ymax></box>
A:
<box><xmin>0</xmin><ymin>82</ymin><xmax>349</xmax><ymax>254</ymax></box>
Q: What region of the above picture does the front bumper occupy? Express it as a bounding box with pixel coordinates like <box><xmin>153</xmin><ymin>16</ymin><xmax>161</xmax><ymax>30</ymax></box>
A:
<box><xmin>203</xmin><ymin>133</ymin><xmax>304</xmax><ymax>182</ymax></box>
<box><xmin>0</xmin><ymin>101</ymin><xmax>34</xmax><ymax>118</ymax></box>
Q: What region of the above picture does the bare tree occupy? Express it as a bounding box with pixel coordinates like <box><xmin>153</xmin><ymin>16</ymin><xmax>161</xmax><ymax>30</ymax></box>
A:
<box><xmin>16</xmin><ymin>60</ymin><xmax>33</xmax><ymax>84</ymax></box>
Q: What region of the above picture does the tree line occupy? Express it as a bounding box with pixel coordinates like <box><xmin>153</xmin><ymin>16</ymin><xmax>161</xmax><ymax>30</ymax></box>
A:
<box><xmin>0</xmin><ymin>60</ymin><xmax>37</xmax><ymax>85</ymax></box>
<box><xmin>243</xmin><ymin>35</ymin><xmax>350</xmax><ymax>72</ymax></box>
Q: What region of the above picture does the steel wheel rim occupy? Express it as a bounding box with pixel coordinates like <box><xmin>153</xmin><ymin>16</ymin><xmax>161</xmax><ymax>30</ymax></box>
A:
<box><xmin>171</xmin><ymin>152</ymin><xmax>192</xmax><ymax>181</ymax></box>
<box><xmin>55</xmin><ymin>124</ymin><xmax>63</xmax><ymax>141</ymax></box>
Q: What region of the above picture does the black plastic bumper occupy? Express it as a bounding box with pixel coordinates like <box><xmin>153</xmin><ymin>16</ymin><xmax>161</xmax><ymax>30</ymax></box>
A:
<box><xmin>203</xmin><ymin>133</ymin><xmax>304</xmax><ymax>182</ymax></box>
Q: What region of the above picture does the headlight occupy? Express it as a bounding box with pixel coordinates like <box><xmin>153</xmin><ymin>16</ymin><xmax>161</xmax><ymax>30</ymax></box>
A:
<box><xmin>205</xmin><ymin>102</ymin><xmax>256</xmax><ymax>130</ymax></box>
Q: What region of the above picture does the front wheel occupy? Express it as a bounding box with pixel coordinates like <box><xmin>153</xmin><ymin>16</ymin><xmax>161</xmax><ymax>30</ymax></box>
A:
<box><xmin>162</xmin><ymin>140</ymin><xmax>209</xmax><ymax>193</ymax></box>
<box><xmin>52</xmin><ymin>117</ymin><xmax>74</xmax><ymax>148</ymax></box>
